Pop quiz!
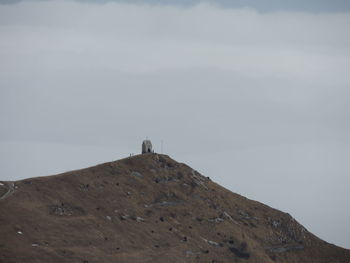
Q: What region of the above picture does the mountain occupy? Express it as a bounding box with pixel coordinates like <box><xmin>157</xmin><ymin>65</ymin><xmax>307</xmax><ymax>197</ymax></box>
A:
<box><xmin>0</xmin><ymin>154</ymin><xmax>349</xmax><ymax>263</ymax></box>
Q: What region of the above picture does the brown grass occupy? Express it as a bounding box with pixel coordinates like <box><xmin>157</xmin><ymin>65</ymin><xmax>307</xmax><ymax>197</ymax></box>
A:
<box><xmin>0</xmin><ymin>153</ymin><xmax>349</xmax><ymax>263</ymax></box>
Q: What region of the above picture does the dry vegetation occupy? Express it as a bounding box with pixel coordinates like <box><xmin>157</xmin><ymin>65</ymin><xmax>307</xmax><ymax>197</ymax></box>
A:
<box><xmin>0</xmin><ymin>154</ymin><xmax>349</xmax><ymax>263</ymax></box>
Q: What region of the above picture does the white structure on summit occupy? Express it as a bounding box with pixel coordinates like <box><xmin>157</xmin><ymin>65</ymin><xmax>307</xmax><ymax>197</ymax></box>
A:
<box><xmin>142</xmin><ymin>140</ymin><xmax>153</xmax><ymax>154</ymax></box>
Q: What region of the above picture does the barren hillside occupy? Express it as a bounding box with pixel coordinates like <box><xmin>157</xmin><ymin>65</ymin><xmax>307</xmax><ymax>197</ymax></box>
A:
<box><xmin>0</xmin><ymin>154</ymin><xmax>349</xmax><ymax>263</ymax></box>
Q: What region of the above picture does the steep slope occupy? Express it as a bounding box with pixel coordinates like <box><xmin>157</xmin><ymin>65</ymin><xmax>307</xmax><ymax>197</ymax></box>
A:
<box><xmin>0</xmin><ymin>154</ymin><xmax>349</xmax><ymax>263</ymax></box>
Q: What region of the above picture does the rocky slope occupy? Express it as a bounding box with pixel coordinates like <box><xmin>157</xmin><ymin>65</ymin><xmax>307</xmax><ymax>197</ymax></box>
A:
<box><xmin>0</xmin><ymin>154</ymin><xmax>349</xmax><ymax>263</ymax></box>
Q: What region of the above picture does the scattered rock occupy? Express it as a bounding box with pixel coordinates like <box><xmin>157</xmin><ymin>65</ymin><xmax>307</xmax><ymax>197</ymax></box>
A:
<box><xmin>120</xmin><ymin>215</ymin><xmax>130</xmax><ymax>220</ymax></box>
<box><xmin>131</xmin><ymin>172</ymin><xmax>143</xmax><ymax>178</ymax></box>
<box><xmin>268</xmin><ymin>217</ymin><xmax>281</xmax><ymax>228</ymax></box>
<box><xmin>79</xmin><ymin>184</ymin><xmax>89</xmax><ymax>191</ymax></box>
<box><xmin>267</xmin><ymin>217</ymin><xmax>308</xmax><ymax>243</ymax></box>
<box><xmin>238</xmin><ymin>210</ymin><xmax>251</xmax><ymax>219</ymax></box>
<box><xmin>191</xmin><ymin>170</ymin><xmax>209</xmax><ymax>189</ymax></box>
<box><xmin>208</xmin><ymin>217</ymin><xmax>224</xmax><ymax>223</ymax></box>
<box><xmin>267</xmin><ymin>245</ymin><xmax>304</xmax><ymax>253</ymax></box>
<box><xmin>154</xmin><ymin>176</ymin><xmax>179</xmax><ymax>184</ymax></box>
<box><xmin>208</xmin><ymin>240</ymin><xmax>221</xmax><ymax>247</ymax></box>
<box><xmin>147</xmin><ymin>200</ymin><xmax>184</xmax><ymax>207</ymax></box>
<box><xmin>222</xmin><ymin>211</ymin><xmax>237</xmax><ymax>223</ymax></box>
<box><xmin>136</xmin><ymin>217</ymin><xmax>145</xmax><ymax>222</ymax></box>
<box><xmin>50</xmin><ymin>203</ymin><xmax>84</xmax><ymax>217</ymax></box>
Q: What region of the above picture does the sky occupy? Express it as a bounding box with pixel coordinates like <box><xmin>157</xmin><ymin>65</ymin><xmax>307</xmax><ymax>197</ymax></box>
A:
<box><xmin>0</xmin><ymin>0</ymin><xmax>350</xmax><ymax>249</ymax></box>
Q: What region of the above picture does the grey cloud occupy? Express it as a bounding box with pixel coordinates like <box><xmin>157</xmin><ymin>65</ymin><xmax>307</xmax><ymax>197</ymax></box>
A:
<box><xmin>0</xmin><ymin>0</ymin><xmax>349</xmax><ymax>249</ymax></box>
<box><xmin>2</xmin><ymin>0</ymin><xmax>350</xmax><ymax>13</ymax></box>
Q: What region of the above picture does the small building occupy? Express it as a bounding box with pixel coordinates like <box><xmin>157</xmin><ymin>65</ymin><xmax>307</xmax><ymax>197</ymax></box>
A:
<box><xmin>142</xmin><ymin>140</ymin><xmax>153</xmax><ymax>154</ymax></box>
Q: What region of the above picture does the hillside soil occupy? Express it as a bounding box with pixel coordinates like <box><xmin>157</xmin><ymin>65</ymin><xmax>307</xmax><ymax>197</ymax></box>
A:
<box><xmin>0</xmin><ymin>154</ymin><xmax>349</xmax><ymax>263</ymax></box>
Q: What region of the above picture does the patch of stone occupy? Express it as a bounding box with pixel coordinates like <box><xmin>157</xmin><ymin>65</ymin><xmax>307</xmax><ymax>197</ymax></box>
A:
<box><xmin>238</xmin><ymin>210</ymin><xmax>258</xmax><ymax>220</ymax></box>
<box><xmin>157</xmin><ymin>155</ymin><xmax>178</xmax><ymax>169</ymax></box>
<box><xmin>0</xmin><ymin>182</ymin><xmax>15</xmax><ymax>200</ymax></box>
<box><xmin>208</xmin><ymin>217</ymin><xmax>224</xmax><ymax>223</ymax></box>
<box><xmin>266</xmin><ymin>245</ymin><xmax>304</xmax><ymax>253</ymax></box>
<box><xmin>50</xmin><ymin>203</ymin><xmax>84</xmax><ymax>217</ymax></box>
<box><xmin>208</xmin><ymin>240</ymin><xmax>221</xmax><ymax>247</ymax></box>
<box><xmin>268</xmin><ymin>217</ymin><xmax>281</xmax><ymax>228</ymax></box>
<box><xmin>131</xmin><ymin>172</ymin><xmax>143</xmax><ymax>178</ymax></box>
<box><xmin>222</xmin><ymin>211</ymin><xmax>233</xmax><ymax>220</ymax></box>
<box><xmin>120</xmin><ymin>214</ymin><xmax>130</xmax><ymax>220</ymax></box>
<box><xmin>154</xmin><ymin>176</ymin><xmax>179</xmax><ymax>184</ymax></box>
<box><xmin>202</xmin><ymin>237</ymin><xmax>223</xmax><ymax>247</ymax></box>
<box><xmin>145</xmin><ymin>200</ymin><xmax>184</xmax><ymax>208</ymax></box>
<box><xmin>135</xmin><ymin>217</ymin><xmax>145</xmax><ymax>222</ymax></box>
<box><xmin>222</xmin><ymin>211</ymin><xmax>239</xmax><ymax>225</ymax></box>
<box><xmin>79</xmin><ymin>184</ymin><xmax>89</xmax><ymax>191</ymax></box>
<box><xmin>208</xmin><ymin>211</ymin><xmax>241</xmax><ymax>224</ymax></box>
<box><xmin>191</xmin><ymin>170</ymin><xmax>209</xmax><ymax>189</ymax></box>
<box><xmin>267</xmin><ymin>216</ymin><xmax>308</xmax><ymax>244</ymax></box>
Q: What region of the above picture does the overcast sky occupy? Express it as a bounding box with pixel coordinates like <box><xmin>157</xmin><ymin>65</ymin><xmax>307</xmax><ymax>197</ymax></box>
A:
<box><xmin>0</xmin><ymin>0</ymin><xmax>350</xmax><ymax>249</ymax></box>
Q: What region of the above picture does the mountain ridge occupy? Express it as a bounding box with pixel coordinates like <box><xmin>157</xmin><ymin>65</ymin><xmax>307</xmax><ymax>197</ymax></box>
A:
<box><xmin>0</xmin><ymin>153</ymin><xmax>349</xmax><ymax>262</ymax></box>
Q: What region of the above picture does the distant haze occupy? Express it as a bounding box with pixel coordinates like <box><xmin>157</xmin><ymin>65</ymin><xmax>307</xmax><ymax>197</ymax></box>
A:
<box><xmin>0</xmin><ymin>0</ymin><xmax>350</xmax><ymax>249</ymax></box>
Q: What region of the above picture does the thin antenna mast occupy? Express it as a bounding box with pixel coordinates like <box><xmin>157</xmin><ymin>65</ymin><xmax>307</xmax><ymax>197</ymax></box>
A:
<box><xmin>161</xmin><ymin>140</ymin><xmax>163</xmax><ymax>154</ymax></box>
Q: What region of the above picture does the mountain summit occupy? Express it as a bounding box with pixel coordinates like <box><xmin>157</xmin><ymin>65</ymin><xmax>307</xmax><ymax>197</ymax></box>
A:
<box><xmin>0</xmin><ymin>154</ymin><xmax>349</xmax><ymax>262</ymax></box>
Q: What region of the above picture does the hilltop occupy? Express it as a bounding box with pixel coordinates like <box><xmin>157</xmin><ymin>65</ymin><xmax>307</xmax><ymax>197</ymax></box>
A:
<box><xmin>0</xmin><ymin>154</ymin><xmax>349</xmax><ymax>263</ymax></box>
